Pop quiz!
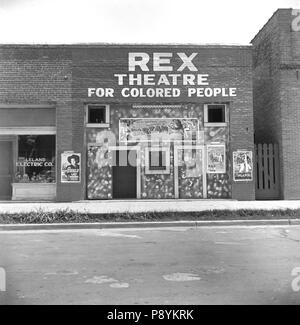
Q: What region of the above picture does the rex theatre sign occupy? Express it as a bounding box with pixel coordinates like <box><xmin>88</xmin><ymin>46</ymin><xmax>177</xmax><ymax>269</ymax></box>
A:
<box><xmin>88</xmin><ymin>52</ymin><xmax>237</xmax><ymax>99</ymax></box>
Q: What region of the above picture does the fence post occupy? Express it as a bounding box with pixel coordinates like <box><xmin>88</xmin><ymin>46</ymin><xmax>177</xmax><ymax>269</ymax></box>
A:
<box><xmin>269</xmin><ymin>144</ymin><xmax>274</xmax><ymax>189</ymax></box>
<box><xmin>257</xmin><ymin>144</ymin><xmax>263</xmax><ymax>190</ymax></box>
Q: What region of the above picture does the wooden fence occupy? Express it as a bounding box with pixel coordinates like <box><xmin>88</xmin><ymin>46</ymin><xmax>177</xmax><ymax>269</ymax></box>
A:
<box><xmin>255</xmin><ymin>143</ymin><xmax>280</xmax><ymax>200</ymax></box>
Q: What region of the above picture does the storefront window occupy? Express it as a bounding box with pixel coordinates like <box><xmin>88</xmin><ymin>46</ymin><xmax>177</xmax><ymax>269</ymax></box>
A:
<box><xmin>15</xmin><ymin>135</ymin><xmax>56</xmax><ymax>183</ymax></box>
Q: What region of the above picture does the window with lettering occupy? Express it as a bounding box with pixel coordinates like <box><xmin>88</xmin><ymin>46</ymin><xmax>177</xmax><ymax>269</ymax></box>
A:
<box><xmin>15</xmin><ymin>135</ymin><xmax>56</xmax><ymax>183</ymax></box>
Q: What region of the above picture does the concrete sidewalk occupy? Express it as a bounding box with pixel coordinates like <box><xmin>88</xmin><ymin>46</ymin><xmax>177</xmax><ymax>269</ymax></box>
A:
<box><xmin>1</xmin><ymin>219</ymin><xmax>300</xmax><ymax>232</ymax></box>
<box><xmin>1</xmin><ymin>199</ymin><xmax>300</xmax><ymax>214</ymax></box>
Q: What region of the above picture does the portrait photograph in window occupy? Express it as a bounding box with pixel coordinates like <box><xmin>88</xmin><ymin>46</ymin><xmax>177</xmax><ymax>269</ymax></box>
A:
<box><xmin>16</xmin><ymin>135</ymin><xmax>56</xmax><ymax>183</ymax></box>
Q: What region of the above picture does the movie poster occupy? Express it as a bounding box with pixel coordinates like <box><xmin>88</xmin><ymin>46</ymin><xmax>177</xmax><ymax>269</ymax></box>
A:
<box><xmin>177</xmin><ymin>147</ymin><xmax>203</xmax><ymax>178</ymax></box>
<box><xmin>207</xmin><ymin>145</ymin><xmax>226</xmax><ymax>173</ymax></box>
<box><xmin>233</xmin><ymin>151</ymin><xmax>253</xmax><ymax>181</ymax></box>
<box><xmin>61</xmin><ymin>152</ymin><xmax>81</xmax><ymax>183</ymax></box>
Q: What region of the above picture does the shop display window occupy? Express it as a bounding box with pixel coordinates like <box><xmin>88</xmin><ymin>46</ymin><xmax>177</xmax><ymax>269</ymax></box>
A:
<box><xmin>15</xmin><ymin>135</ymin><xmax>56</xmax><ymax>183</ymax></box>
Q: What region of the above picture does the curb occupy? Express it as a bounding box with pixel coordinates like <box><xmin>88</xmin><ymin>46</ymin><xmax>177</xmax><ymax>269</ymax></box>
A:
<box><xmin>0</xmin><ymin>219</ymin><xmax>300</xmax><ymax>231</ymax></box>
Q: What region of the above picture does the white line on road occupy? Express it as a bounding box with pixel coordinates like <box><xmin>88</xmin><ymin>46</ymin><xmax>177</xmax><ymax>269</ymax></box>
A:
<box><xmin>163</xmin><ymin>273</ymin><xmax>201</xmax><ymax>282</ymax></box>
<box><xmin>85</xmin><ymin>276</ymin><xmax>118</xmax><ymax>284</ymax></box>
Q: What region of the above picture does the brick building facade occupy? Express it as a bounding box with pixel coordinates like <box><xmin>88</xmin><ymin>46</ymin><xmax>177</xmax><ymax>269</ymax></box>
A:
<box><xmin>4</xmin><ymin>8</ymin><xmax>299</xmax><ymax>202</ymax></box>
<box><xmin>252</xmin><ymin>8</ymin><xmax>300</xmax><ymax>199</ymax></box>
<box><xmin>0</xmin><ymin>44</ymin><xmax>255</xmax><ymax>201</ymax></box>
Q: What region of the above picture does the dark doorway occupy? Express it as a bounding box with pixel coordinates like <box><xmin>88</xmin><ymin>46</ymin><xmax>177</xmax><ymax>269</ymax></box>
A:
<box><xmin>112</xmin><ymin>150</ymin><xmax>137</xmax><ymax>199</ymax></box>
<box><xmin>0</xmin><ymin>141</ymin><xmax>13</xmax><ymax>200</ymax></box>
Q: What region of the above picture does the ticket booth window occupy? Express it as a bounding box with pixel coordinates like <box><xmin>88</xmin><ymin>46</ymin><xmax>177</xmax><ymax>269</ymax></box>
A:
<box><xmin>86</xmin><ymin>104</ymin><xmax>110</xmax><ymax>127</ymax></box>
<box><xmin>145</xmin><ymin>147</ymin><xmax>170</xmax><ymax>174</ymax></box>
<box><xmin>204</xmin><ymin>104</ymin><xmax>227</xmax><ymax>126</ymax></box>
<box><xmin>16</xmin><ymin>135</ymin><xmax>56</xmax><ymax>183</ymax></box>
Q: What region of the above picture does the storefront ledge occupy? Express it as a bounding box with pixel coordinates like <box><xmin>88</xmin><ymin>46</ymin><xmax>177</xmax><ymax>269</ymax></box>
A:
<box><xmin>0</xmin><ymin>219</ymin><xmax>300</xmax><ymax>231</ymax></box>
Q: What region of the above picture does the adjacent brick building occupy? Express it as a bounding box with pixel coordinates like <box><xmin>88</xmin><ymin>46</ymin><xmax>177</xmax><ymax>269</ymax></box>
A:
<box><xmin>252</xmin><ymin>8</ymin><xmax>300</xmax><ymax>199</ymax></box>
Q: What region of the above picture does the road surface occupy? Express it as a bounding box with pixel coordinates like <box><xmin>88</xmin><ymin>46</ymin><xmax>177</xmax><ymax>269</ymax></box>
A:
<box><xmin>0</xmin><ymin>225</ymin><xmax>300</xmax><ymax>305</ymax></box>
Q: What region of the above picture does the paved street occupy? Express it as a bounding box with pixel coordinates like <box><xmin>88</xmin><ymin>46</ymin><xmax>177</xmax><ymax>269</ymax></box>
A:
<box><xmin>0</xmin><ymin>225</ymin><xmax>300</xmax><ymax>305</ymax></box>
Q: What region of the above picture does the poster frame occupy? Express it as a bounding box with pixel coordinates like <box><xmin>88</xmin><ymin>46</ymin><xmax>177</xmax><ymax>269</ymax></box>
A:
<box><xmin>233</xmin><ymin>150</ymin><xmax>253</xmax><ymax>182</ymax></box>
<box><xmin>119</xmin><ymin>117</ymin><xmax>200</xmax><ymax>143</ymax></box>
<box><xmin>61</xmin><ymin>151</ymin><xmax>81</xmax><ymax>183</ymax></box>
<box><xmin>206</xmin><ymin>144</ymin><xmax>226</xmax><ymax>174</ymax></box>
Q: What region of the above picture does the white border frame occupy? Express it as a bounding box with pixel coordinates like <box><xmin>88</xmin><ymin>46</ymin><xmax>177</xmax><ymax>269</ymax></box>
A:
<box><xmin>204</xmin><ymin>103</ymin><xmax>228</xmax><ymax>127</ymax></box>
<box><xmin>61</xmin><ymin>152</ymin><xmax>81</xmax><ymax>183</ymax></box>
<box><xmin>132</xmin><ymin>105</ymin><xmax>182</xmax><ymax>109</ymax></box>
<box><xmin>85</xmin><ymin>104</ymin><xmax>110</xmax><ymax>128</ymax></box>
<box><xmin>0</xmin><ymin>127</ymin><xmax>56</xmax><ymax>135</ymax></box>
<box><xmin>233</xmin><ymin>150</ymin><xmax>253</xmax><ymax>182</ymax></box>
<box><xmin>174</xmin><ymin>144</ymin><xmax>207</xmax><ymax>199</ymax></box>
<box><xmin>145</xmin><ymin>145</ymin><xmax>171</xmax><ymax>175</ymax></box>
<box><xmin>206</xmin><ymin>144</ymin><xmax>226</xmax><ymax>174</ymax></box>
<box><xmin>0</xmin><ymin>104</ymin><xmax>55</xmax><ymax>109</ymax></box>
<box><xmin>15</xmin><ymin>134</ymin><xmax>57</xmax><ymax>186</ymax></box>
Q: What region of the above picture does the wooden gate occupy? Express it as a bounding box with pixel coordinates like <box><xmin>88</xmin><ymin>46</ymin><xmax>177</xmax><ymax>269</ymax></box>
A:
<box><xmin>255</xmin><ymin>143</ymin><xmax>280</xmax><ymax>200</ymax></box>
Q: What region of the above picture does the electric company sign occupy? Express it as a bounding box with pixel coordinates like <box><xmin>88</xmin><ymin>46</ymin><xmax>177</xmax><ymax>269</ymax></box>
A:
<box><xmin>88</xmin><ymin>52</ymin><xmax>238</xmax><ymax>99</ymax></box>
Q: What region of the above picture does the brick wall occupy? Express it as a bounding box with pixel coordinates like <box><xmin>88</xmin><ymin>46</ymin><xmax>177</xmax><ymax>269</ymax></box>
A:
<box><xmin>0</xmin><ymin>46</ymin><xmax>73</xmax><ymax>201</ymax></box>
<box><xmin>252</xmin><ymin>9</ymin><xmax>300</xmax><ymax>199</ymax></box>
<box><xmin>0</xmin><ymin>44</ymin><xmax>255</xmax><ymax>201</ymax></box>
<box><xmin>73</xmin><ymin>45</ymin><xmax>255</xmax><ymax>201</ymax></box>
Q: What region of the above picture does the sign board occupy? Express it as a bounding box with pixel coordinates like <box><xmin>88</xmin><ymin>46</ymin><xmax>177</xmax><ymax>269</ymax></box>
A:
<box><xmin>16</xmin><ymin>157</ymin><xmax>54</xmax><ymax>168</ymax></box>
<box><xmin>87</xmin><ymin>52</ymin><xmax>238</xmax><ymax>99</ymax></box>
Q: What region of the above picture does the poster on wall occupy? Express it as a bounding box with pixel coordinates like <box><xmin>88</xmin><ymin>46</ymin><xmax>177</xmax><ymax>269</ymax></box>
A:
<box><xmin>177</xmin><ymin>147</ymin><xmax>203</xmax><ymax>178</ymax></box>
<box><xmin>207</xmin><ymin>145</ymin><xmax>226</xmax><ymax>173</ymax></box>
<box><xmin>61</xmin><ymin>152</ymin><xmax>81</xmax><ymax>183</ymax></box>
<box><xmin>233</xmin><ymin>151</ymin><xmax>253</xmax><ymax>182</ymax></box>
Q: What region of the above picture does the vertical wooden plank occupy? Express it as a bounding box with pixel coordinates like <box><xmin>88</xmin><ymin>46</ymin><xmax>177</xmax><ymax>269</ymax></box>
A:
<box><xmin>257</xmin><ymin>143</ymin><xmax>263</xmax><ymax>190</ymax></box>
<box><xmin>269</xmin><ymin>144</ymin><xmax>275</xmax><ymax>190</ymax></box>
<box><xmin>255</xmin><ymin>142</ymin><xmax>280</xmax><ymax>199</ymax></box>
<box><xmin>273</xmin><ymin>143</ymin><xmax>280</xmax><ymax>192</ymax></box>
<box><xmin>263</xmin><ymin>143</ymin><xmax>269</xmax><ymax>190</ymax></box>
<box><xmin>255</xmin><ymin>144</ymin><xmax>258</xmax><ymax>190</ymax></box>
